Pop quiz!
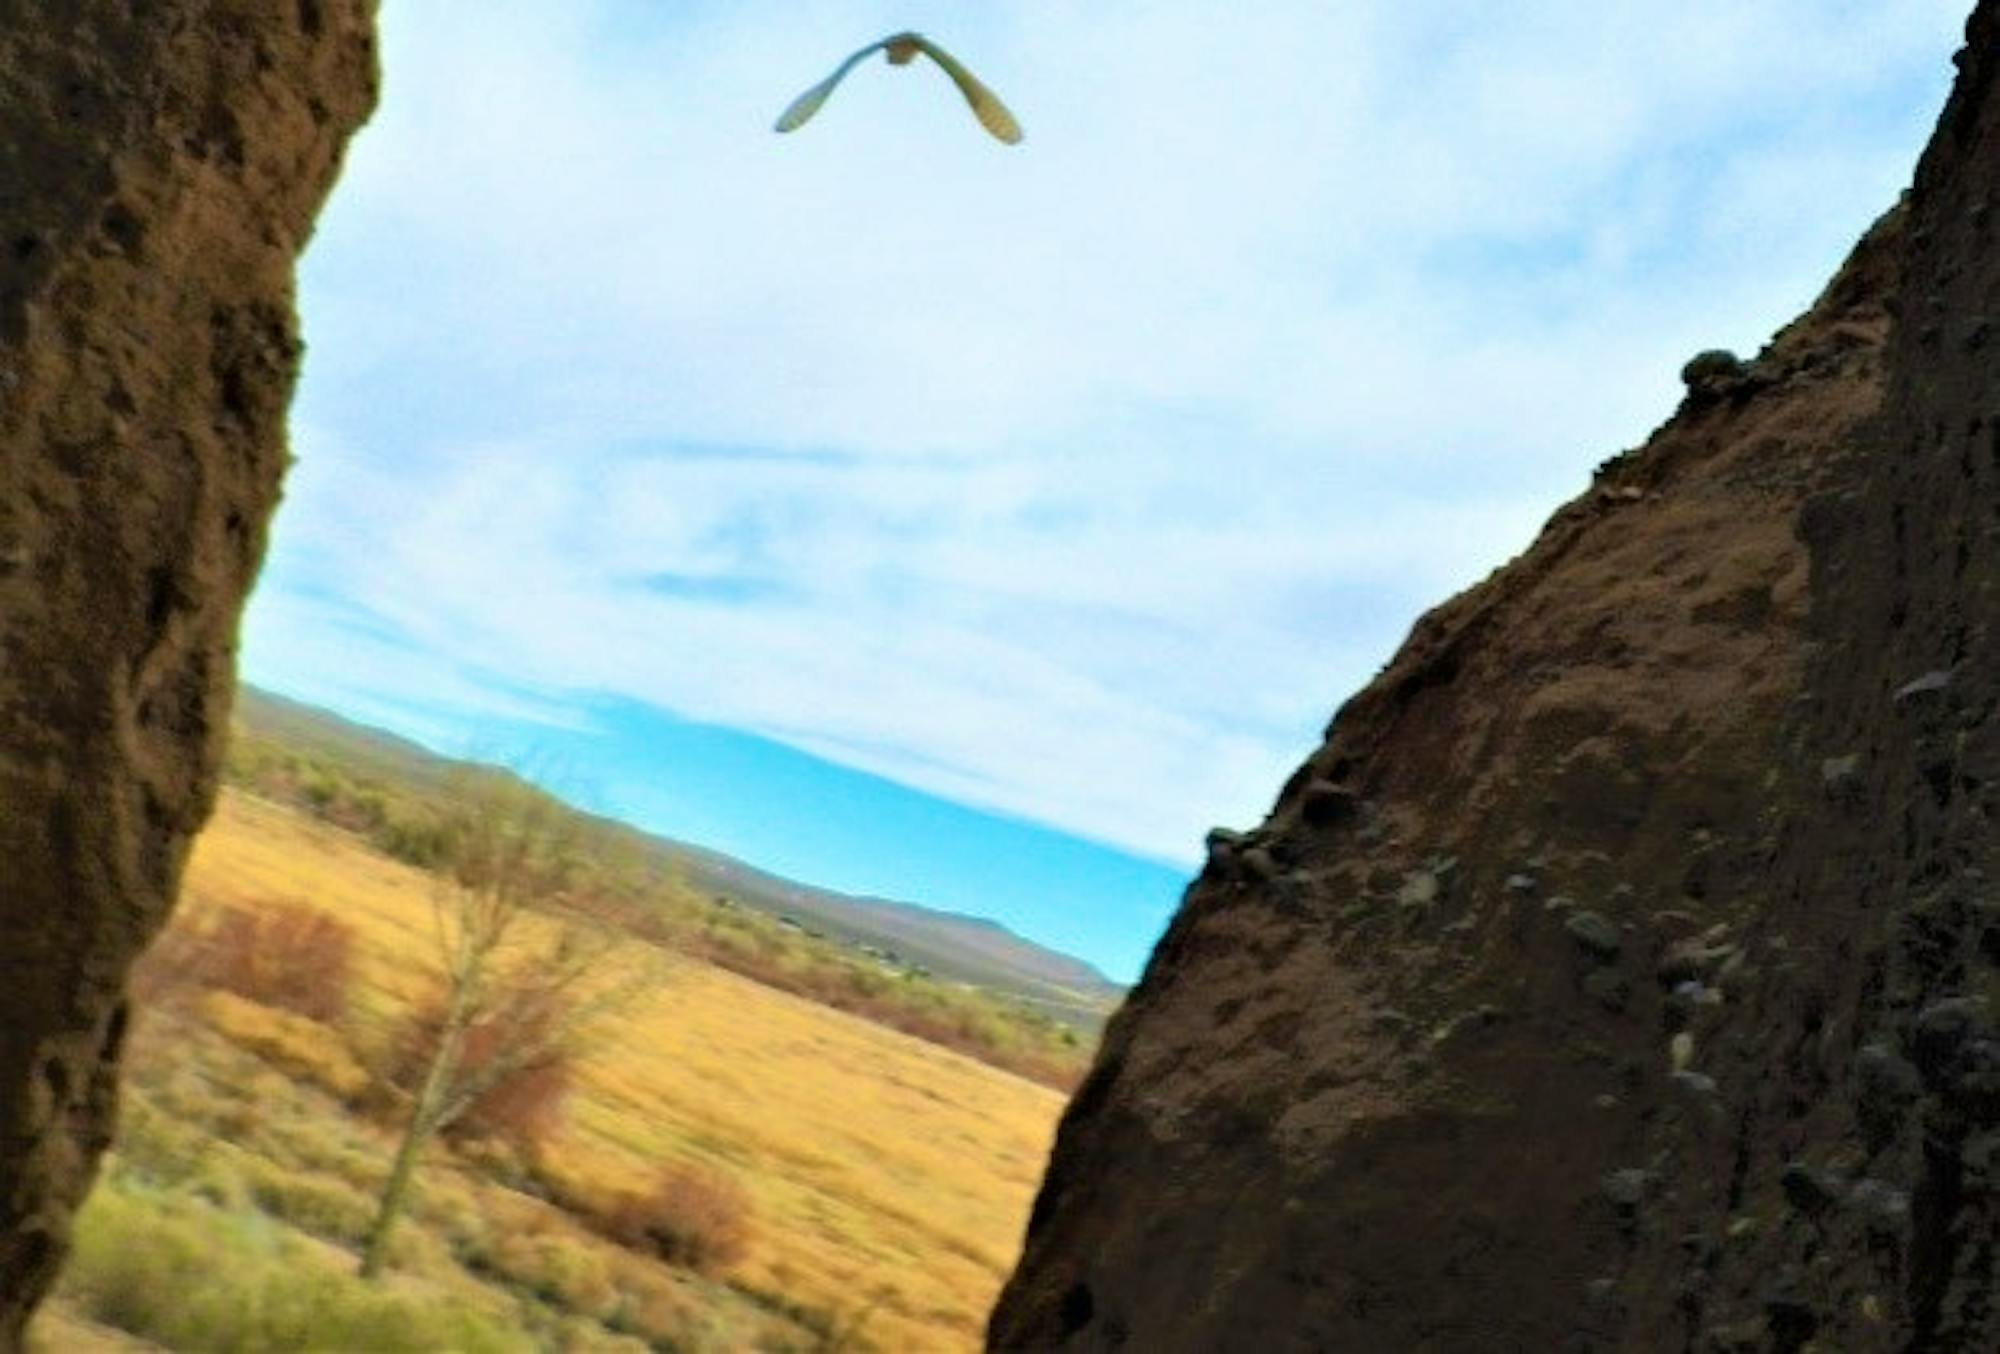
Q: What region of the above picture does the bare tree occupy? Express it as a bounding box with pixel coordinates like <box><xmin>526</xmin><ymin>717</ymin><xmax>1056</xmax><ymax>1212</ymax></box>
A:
<box><xmin>359</xmin><ymin>775</ymin><xmax>652</xmax><ymax>1278</ymax></box>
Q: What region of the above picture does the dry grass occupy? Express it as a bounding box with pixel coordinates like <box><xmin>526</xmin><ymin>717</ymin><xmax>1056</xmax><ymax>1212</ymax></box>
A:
<box><xmin>164</xmin><ymin>790</ymin><xmax>1065</xmax><ymax>1349</ymax></box>
<box><xmin>196</xmin><ymin>991</ymin><xmax>371</xmax><ymax>1101</ymax></box>
<box><xmin>88</xmin><ymin>978</ymin><xmax>819</xmax><ymax>1351</ymax></box>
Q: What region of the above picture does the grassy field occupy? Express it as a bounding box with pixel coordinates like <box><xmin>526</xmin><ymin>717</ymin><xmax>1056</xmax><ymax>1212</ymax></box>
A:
<box><xmin>37</xmin><ymin>791</ymin><xmax>1067</xmax><ymax>1351</ymax></box>
<box><xmin>221</xmin><ymin>706</ymin><xmax>1107</xmax><ymax>1090</ymax></box>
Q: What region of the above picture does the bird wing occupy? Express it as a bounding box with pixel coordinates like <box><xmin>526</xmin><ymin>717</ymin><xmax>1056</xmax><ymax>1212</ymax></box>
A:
<box><xmin>911</xmin><ymin>35</ymin><xmax>1024</xmax><ymax>144</ymax></box>
<box><xmin>773</xmin><ymin>37</ymin><xmax>890</xmax><ymax>133</ymax></box>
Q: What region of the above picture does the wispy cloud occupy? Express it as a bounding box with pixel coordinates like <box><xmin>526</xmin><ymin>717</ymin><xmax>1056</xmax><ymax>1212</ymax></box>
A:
<box><xmin>252</xmin><ymin>1</ymin><xmax>1963</xmax><ymax>865</ymax></box>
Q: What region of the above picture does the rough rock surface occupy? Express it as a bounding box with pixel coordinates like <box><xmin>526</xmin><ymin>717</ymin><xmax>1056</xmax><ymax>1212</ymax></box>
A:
<box><xmin>993</xmin><ymin>6</ymin><xmax>2000</xmax><ymax>1351</ymax></box>
<box><xmin>0</xmin><ymin>3</ymin><xmax>375</xmax><ymax>1340</ymax></box>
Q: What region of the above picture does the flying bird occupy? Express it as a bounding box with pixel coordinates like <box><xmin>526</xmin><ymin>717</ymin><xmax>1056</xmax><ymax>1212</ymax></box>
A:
<box><xmin>774</xmin><ymin>31</ymin><xmax>1023</xmax><ymax>145</ymax></box>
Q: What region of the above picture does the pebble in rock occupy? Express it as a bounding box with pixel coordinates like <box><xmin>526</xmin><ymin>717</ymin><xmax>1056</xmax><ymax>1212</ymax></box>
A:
<box><xmin>1565</xmin><ymin>909</ymin><xmax>1623</xmax><ymax>959</ymax></box>
<box><xmin>1300</xmin><ymin>779</ymin><xmax>1359</xmax><ymax>826</ymax></box>
<box><xmin>1845</xmin><ymin>1179</ymin><xmax>1911</xmax><ymax>1237</ymax></box>
<box><xmin>1583</xmin><ymin>970</ymin><xmax>1630</xmax><ymax>1012</ymax></box>
<box><xmin>1763</xmin><ymin>1291</ymin><xmax>1819</xmax><ymax>1346</ymax></box>
<box><xmin>1961</xmin><ymin>1130</ymin><xmax>2000</xmax><ymax>1190</ymax></box>
<box><xmin>1668</xmin><ymin>980</ymin><xmax>1725</xmax><ymax>1022</ymax></box>
<box><xmin>1821</xmin><ymin>753</ymin><xmax>1861</xmax><ymax>792</ymax></box>
<box><xmin>1397</xmin><ymin>871</ymin><xmax>1439</xmax><ymax>909</ymax></box>
<box><xmin>1854</xmin><ymin>1043</ymin><xmax>1923</xmax><ymax>1146</ymax></box>
<box><xmin>1780</xmin><ymin>1161</ymin><xmax>1842</xmax><ymax>1214</ymax></box>
<box><xmin>1855</xmin><ymin>1043</ymin><xmax>1923</xmax><ymax>1100</ymax></box>
<box><xmin>1894</xmin><ymin>669</ymin><xmax>1953</xmax><ymax>704</ymax></box>
<box><xmin>1671</xmin><ymin>1070</ymin><xmax>1718</xmax><ymax>1097</ymax></box>
<box><xmin>1659</xmin><ymin>940</ymin><xmax>1739</xmax><ymax>985</ymax></box>
<box><xmin>1947</xmin><ymin>1039</ymin><xmax>2000</xmax><ymax>1118</ymax></box>
<box><xmin>1913</xmin><ymin>996</ymin><xmax>1990</xmax><ymax>1082</ymax></box>
<box><xmin>1602</xmin><ymin>1168</ymin><xmax>1650</xmax><ymax>1210</ymax></box>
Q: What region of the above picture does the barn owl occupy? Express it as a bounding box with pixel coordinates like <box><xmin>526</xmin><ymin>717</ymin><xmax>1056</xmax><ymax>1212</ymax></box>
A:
<box><xmin>774</xmin><ymin>31</ymin><xmax>1023</xmax><ymax>145</ymax></box>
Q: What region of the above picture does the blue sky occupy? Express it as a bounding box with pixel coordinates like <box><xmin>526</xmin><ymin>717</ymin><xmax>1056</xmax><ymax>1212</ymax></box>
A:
<box><xmin>244</xmin><ymin>1</ymin><xmax>1964</xmax><ymax>983</ymax></box>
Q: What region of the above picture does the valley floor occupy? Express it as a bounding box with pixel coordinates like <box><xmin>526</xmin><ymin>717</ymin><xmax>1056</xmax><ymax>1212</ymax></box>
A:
<box><xmin>33</xmin><ymin>791</ymin><xmax>1063</xmax><ymax>1351</ymax></box>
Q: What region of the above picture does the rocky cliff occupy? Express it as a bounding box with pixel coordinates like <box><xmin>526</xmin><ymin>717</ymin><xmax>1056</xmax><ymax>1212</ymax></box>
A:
<box><xmin>0</xmin><ymin>3</ymin><xmax>375</xmax><ymax>1340</ymax></box>
<box><xmin>993</xmin><ymin>6</ymin><xmax>2000</xmax><ymax>1351</ymax></box>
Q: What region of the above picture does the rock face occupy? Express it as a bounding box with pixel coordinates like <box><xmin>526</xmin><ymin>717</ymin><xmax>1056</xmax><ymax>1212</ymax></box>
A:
<box><xmin>0</xmin><ymin>3</ymin><xmax>375</xmax><ymax>1340</ymax></box>
<box><xmin>993</xmin><ymin>6</ymin><xmax>2000</xmax><ymax>1351</ymax></box>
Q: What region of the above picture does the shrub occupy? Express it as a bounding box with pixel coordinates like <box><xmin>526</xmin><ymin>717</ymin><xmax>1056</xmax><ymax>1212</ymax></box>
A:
<box><xmin>410</xmin><ymin>1177</ymin><xmax>490</xmax><ymax>1254</ymax></box>
<box><xmin>137</xmin><ymin>901</ymin><xmax>355</xmax><ymax>1025</ymax></box>
<box><xmin>242</xmin><ymin>1160</ymin><xmax>376</xmax><ymax>1245</ymax></box>
<box><xmin>58</xmin><ymin>1180</ymin><xmax>530</xmax><ymax>1353</ymax></box>
<box><xmin>601</xmin><ymin>1272</ymin><xmax>714</xmax><ymax>1349</ymax></box>
<box><xmin>604</xmin><ymin>1164</ymin><xmax>754</xmax><ymax>1276</ymax></box>
<box><xmin>489</xmin><ymin>1227</ymin><xmax>618</xmax><ymax>1316</ymax></box>
<box><xmin>457</xmin><ymin>1012</ymin><xmax>573</xmax><ymax>1154</ymax></box>
<box><xmin>203</xmin><ymin>903</ymin><xmax>355</xmax><ymax>1024</ymax></box>
<box><xmin>111</xmin><ymin>1092</ymin><xmax>209</xmax><ymax>1186</ymax></box>
<box><xmin>384</xmin><ymin>982</ymin><xmax>577</xmax><ymax>1157</ymax></box>
<box><xmin>380</xmin><ymin>811</ymin><xmax>454</xmax><ymax>868</ymax></box>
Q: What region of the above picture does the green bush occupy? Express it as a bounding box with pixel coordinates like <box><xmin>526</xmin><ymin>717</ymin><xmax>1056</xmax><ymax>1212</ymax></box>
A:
<box><xmin>243</xmin><ymin>1160</ymin><xmax>376</xmax><ymax>1245</ymax></box>
<box><xmin>61</xmin><ymin>1180</ymin><xmax>530</xmax><ymax>1353</ymax></box>
<box><xmin>110</xmin><ymin>1092</ymin><xmax>210</xmax><ymax>1185</ymax></box>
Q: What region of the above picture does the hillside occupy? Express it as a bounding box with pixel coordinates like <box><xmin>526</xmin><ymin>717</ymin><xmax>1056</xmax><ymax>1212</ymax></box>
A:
<box><xmin>995</xmin><ymin>7</ymin><xmax>2000</xmax><ymax>1350</ymax></box>
<box><xmin>0</xmin><ymin>5</ymin><xmax>379</xmax><ymax>1338</ymax></box>
<box><xmin>235</xmin><ymin>686</ymin><xmax>1123</xmax><ymax>1032</ymax></box>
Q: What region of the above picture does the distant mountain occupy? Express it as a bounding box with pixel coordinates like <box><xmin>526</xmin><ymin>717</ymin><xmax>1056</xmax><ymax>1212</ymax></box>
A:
<box><xmin>660</xmin><ymin>838</ymin><xmax>1125</xmax><ymax>1027</ymax></box>
<box><xmin>233</xmin><ymin>687</ymin><xmax>464</xmax><ymax>788</ymax></box>
<box><xmin>231</xmin><ymin>686</ymin><xmax>1124</xmax><ymax>1028</ymax></box>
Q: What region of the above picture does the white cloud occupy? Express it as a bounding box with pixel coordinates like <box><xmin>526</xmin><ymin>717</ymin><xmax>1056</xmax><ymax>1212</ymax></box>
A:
<box><xmin>257</xmin><ymin>0</ymin><xmax>1965</xmax><ymax>862</ymax></box>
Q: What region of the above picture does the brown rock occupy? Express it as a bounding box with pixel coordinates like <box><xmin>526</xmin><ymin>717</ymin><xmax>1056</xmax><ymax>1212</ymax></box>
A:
<box><xmin>0</xmin><ymin>3</ymin><xmax>376</xmax><ymax>1341</ymax></box>
<box><xmin>992</xmin><ymin>5</ymin><xmax>2000</xmax><ymax>1349</ymax></box>
<box><xmin>1298</xmin><ymin>777</ymin><xmax>1360</xmax><ymax>826</ymax></box>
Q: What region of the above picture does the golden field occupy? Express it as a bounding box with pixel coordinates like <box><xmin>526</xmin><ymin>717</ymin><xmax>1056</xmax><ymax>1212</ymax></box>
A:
<box><xmin>41</xmin><ymin>790</ymin><xmax>1068</xmax><ymax>1351</ymax></box>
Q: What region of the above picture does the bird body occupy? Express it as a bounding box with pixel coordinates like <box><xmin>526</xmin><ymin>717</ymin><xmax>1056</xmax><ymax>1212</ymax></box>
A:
<box><xmin>774</xmin><ymin>31</ymin><xmax>1023</xmax><ymax>144</ymax></box>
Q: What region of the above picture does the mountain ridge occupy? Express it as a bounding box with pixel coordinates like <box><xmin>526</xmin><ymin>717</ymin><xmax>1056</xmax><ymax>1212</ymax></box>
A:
<box><xmin>233</xmin><ymin>684</ymin><xmax>1124</xmax><ymax>1019</ymax></box>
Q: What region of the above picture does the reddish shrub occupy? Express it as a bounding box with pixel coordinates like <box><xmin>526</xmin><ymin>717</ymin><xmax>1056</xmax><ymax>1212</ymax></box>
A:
<box><xmin>203</xmin><ymin>904</ymin><xmax>354</xmax><ymax>1024</ymax></box>
<box><xmin>456</xmin><ymin>1006</ymin><xmax>573</xmax><ymax>1153</ymax></box>
<box><xmin>132</xmin><ymin>902</ymin><xmax>353</xmax><ymax>1025</ymax></box>
<box><xmin>605</xmin><ymin>1164</ymin><xmax>753</xmax><ymax>1275</ymax></box>
<box><xmin>386</xmin><ymin>984</ymin><xmax>576</xmax><ymax>1156</ymax></box>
